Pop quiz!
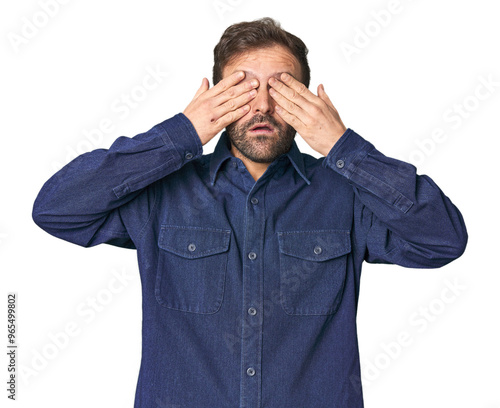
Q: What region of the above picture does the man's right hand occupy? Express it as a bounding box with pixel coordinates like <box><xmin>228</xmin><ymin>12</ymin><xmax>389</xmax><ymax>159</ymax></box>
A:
<box><xmin>183</xmin><ymin>71</ymin><xmax>259</xmax><ymax>145</ymax></box>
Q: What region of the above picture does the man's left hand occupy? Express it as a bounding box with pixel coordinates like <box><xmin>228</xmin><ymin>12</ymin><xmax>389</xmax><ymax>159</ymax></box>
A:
<box><xmin>269</xmin><ymin>73</ymin><xmax>347</xmax><ymax>157</ymax></box>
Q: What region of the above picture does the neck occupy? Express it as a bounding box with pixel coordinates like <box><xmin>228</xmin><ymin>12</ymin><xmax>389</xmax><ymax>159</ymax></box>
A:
<box><xmin>230</xmin><ymin>144</ymin><xmax>271</xmax><ymax>182</ymax></box>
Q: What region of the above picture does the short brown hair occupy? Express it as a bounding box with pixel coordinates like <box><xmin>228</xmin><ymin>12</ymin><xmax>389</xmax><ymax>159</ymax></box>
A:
<box><xmin>212</xmin><ymin>17</ymin><xmax>310</xmax><ymax>88</ymax></box>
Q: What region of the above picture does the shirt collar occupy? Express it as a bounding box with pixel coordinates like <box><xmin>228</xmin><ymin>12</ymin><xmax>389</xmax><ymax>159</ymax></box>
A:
<box><xmin>209</xmin><ymin>131</ymin><xmax>311</xmax><ymax>186</ymax></box>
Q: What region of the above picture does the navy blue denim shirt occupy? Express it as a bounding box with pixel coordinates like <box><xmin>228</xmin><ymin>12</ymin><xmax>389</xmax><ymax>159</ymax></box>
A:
<box><xmin>32</xmin><ymin>113</ymin><xmax>467</xmax><ymax>407</ymax></box>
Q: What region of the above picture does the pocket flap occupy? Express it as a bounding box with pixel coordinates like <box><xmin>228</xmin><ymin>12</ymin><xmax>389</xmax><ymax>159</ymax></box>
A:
<box><xmin>277</xmin><ymin>229</ymin><xmax>351</xmax><ymax>262</ymax></box>
<box><xmin>159</xmin><ymin>225</ymin><xmax>231</xmax><ymax>259</ymax></box>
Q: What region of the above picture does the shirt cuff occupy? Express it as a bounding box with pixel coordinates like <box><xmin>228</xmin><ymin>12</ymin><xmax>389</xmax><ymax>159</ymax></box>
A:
<box><xmin>158</xmin><ymin>113</ymin><xmax>203</xmax><ymax>165</ymax></box>
<box><xmin>322</xmin><ymin>128</ymin><xmax>376</xmax><ymax>179</ymax></box>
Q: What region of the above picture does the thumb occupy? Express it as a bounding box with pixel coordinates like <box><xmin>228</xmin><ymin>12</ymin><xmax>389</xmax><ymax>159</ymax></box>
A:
<box><xmin>318</xmin><ymin>84</ymin><xmax>337</xmax><ymax>111</ymax></box>
<box><xmin>193</xmin><ymin>77</ymin><xmax>209</xmax><ymax>100</ymax></box>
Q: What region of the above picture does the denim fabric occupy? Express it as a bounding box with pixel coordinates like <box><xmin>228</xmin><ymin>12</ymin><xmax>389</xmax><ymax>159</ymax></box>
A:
<box><xmin>32</xmin><ymin>113</ymin><xmax>467</xmax><ymax>407</ymax></box>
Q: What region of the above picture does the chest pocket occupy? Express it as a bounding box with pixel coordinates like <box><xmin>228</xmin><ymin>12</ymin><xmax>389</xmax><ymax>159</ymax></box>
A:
<box><xmin>155</xmin><ymin>225</ymin><xmax>231</xmax><ymax>314</ymax></box>
<box><xmin>277</xmin><ymin>229</ymin><xmax>351</xmax><ymax>316</ymax></box>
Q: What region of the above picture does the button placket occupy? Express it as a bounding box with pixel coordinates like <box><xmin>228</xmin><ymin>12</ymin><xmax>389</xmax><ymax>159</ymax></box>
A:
<box><xmin>240</xmin><ymin>185</ymin><xmax>264</xmax><ymax>407</ymax></box>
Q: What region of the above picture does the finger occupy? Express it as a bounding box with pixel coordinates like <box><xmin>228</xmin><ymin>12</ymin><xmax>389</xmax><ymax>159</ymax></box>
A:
<box><xmin>274</xmin><ymin>104</ymin><xmax>306</xmax><ymax>131</ymax></box>
<box><xmin>278</xmin><ymin>73</ymin><xmax>318</xmax><ymax>104</ymax></box>
<box><xmin>213</xmin><ymin>87</ymin><xmax>257</xmax><ymax>118</ymax></box>
<box><xmin>192</xmin><ymin>77</ymin><xmax>209</xmax><ymax>100</ymax></box>
<box><xmin>206</xmin><ymin>70</ymin><xmax>246</xmax><ymax>98</ymax></box>
<box><xmin>215</xmin><ymin>78</ymin><xmax>259</xmax><ymax>105</ymax></box>
<box><xmin>213</xmin><ymin>104</ymin><xmax>251</xmax><ymax>129</ymax></box>
<box><xmin>269</xmin><ymin>86</ymin><xmax>307</xmax><ymax>119</ymax></box>
<box><xmin>269</xmin><ymin>77</ymin><xmax>323</xmax><ymax>119</ymax></box>
<box><xmin>318</xmin><ymin>84</ymin><xmax>337</xmax><ymax>111</ymax></box>
<box><xmin>269</xmin><ymin>76</ymin><xmax>310</xmax><ymax>109</ymax></box>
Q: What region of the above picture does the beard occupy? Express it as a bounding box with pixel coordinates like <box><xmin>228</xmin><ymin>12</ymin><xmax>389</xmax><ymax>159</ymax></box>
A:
<box><xmin>226</xmin><ymin>114</ymin><xmax>296</xmax><ymax>163</ymax></box>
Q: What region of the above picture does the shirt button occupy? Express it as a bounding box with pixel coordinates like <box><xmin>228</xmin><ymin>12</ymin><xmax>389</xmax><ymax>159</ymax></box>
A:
<box><xmin>314</xmin><ymin>246</ymin><xmax>323</xmax><ymax>255</ymax></box>
<box><xmin>251</xmin><ymin>197</ymin><xmax>259</xmax><ymax>205</ymax></box>
<box><xmin>248</xmin><ymin>307</ymin><xmax>257</xmax><ymax>316</ymax></box>
<box><xmin>248</xmin><ymin>252</ymin><xmax>257</xmax><ymax>260</ymax></box>
<box><xmin>246</xmin><ymin>367</ymin><xmax>256</xmax><ymax>377</ymax></box>
<box><xmin>185</xmin><ymin>152</ymin><xmax>193</xmax><ymax>160</ymax></box>
<box><xmin>336</xmin><ymin>159</ymin><xmax>345</xmax><ymax>169</ymax></box>
<box><xmin>188</xmin><ymin>243</ymin><xmax>196</xmax><ymax>252</ymax></box>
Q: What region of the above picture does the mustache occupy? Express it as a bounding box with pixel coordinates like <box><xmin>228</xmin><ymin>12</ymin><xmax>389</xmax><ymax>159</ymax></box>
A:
<box><xmin>241</xmin><ymin>114</ymin><xmax>282</xmax><ymax>132</ymax></box>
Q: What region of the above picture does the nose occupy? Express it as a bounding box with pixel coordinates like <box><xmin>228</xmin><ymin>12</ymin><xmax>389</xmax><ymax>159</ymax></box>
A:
<box><xmin>251</xmin><ymin>85</ymin><xmax>274</xmax><ymax>115</ymax></box>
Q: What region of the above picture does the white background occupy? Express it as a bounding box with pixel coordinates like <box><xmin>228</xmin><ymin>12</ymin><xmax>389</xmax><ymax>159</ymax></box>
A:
<box><xmin>2</xmin><ymin>0</ymin><xmax>499</xmax><ymax>407</ymax></box>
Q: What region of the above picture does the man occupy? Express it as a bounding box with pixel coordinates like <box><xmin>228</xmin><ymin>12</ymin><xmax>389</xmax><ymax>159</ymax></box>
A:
<box><xmin>33</xmin><ymin>17</ymin><xmax>467</xmax><ymax>408</ymax></box>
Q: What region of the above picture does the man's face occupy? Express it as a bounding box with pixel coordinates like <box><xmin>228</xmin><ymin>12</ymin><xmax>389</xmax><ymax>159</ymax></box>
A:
<box><xmin>222</xmin><ymin>44</ymin><xmax>302</xmax><ymax>164</ymax></box>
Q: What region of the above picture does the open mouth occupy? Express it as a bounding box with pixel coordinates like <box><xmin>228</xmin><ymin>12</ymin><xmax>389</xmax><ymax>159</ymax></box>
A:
<box><xmin>249</xmin><ymin>123</ymin><xmax>275</xmax><ymax>135</ymax></box>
